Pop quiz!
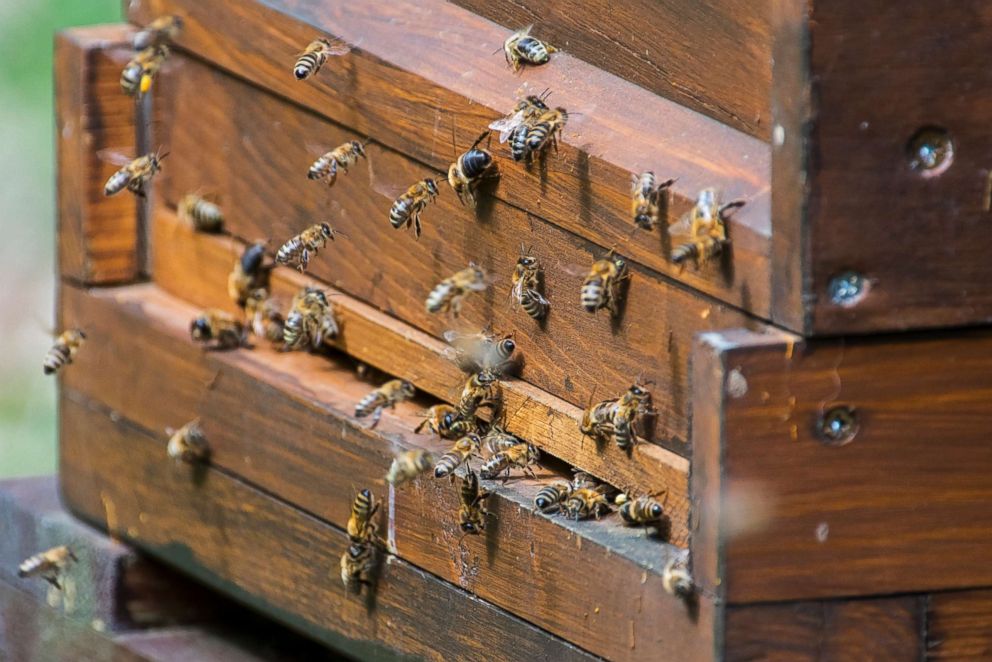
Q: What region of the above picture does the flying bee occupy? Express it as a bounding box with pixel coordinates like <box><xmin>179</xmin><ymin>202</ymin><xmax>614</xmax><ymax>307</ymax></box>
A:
<box><xmin>525</xmin><ymin>107</ymin><xmax>568</xmax><ymax>158</ymax></box>
<box><xmin>433</xmin><ymin>433</ymin><xmax>482</xmax><ymax>480</ymax></box>
<box><xmin>166</xmin><ymin>419</ymin><xmax>210</xmax><ymax>463</ymax></box>
<box><xmin>534</xmin><ymin>481</ymin><xmax>572</xmax><ymax>513</ymax></box>
<box><xmin>244</xmin><ymin>289</ymin><xmax>285</xmax><ymax>344</ymax></box>
<box><xmin>616</xmin><ymin>493</ymin><xmax>666</xmax><ymax>526</ymax></box>
<box><xmin>340</xmin><ymin>540</ymin><xmax>376</xmax><ymax>592</ymax></box>
<box><xmin>581</xmin><ymin>252</ymin><xmax>629</xmax><ymax>316</ymax></box>
<box><xmin>385</xmin><ymin>448</ymin><xmax>436</xmax><ymax>486</ymax></box>
<box><xmin>457</xmin><ymin>370</ymin><xmax>502</xmax><ymax>421</ymax></box>
<box><xmin>479</xmin><ymin>442</ymin><xmax>540</xmax><ymax>481</ymax></box>
<box><xmin>346</xmin><ymin>488</ymin><xmax>379</xmax><ymax>544</ymax></box>
<box><xmin>189</xmin><ymin>310</ymin><xmax>248</xmax><ymax>350</ymax></box>
<box><xmin>458</xmin><ymin>469</ymin><xmax>491</xmax><ymax>536</ymax></box>
<box><xmin>354</xmin><ymin>379</ymin><xmax>416</xmax><ymax>429</ymax></box>
<box><xmin>511</xmin><ymin>245</ymin><xmax>549</xmax><ymax>320</ymax></box>
<box><xmin>283</xmin><ymin>287</ymin><xmax>338</xmax><ymax>350</ymax></box>
<box><xmin>612</xmin><ymin>383</ymin><xmax>654</xmax><ymax>451</ymax></box>
<box><xmin>563</xmin><ymin>487</ymin><xmax>612</xmax><ymax>520</ymax></box>
<box><xmin>389</xmin><ymin>178</ymin><xmax>439</xmax><ymax>239</ymax></box>
<box><xmin>631</xmin><ymin>172</ymin><xmax>675</xmax><ymax>231</ymax></box>
<box><xmin>228</xmin><ymin>242</ymin><xmax>273</xmax><ymax>307</ymax></box>
<box><xmin>426</xmin><ymin>263</ymin><xmax>487</xmax><ymax>317</ymax></box>
<box><xmin>18</xmin><ymin>546</ymin><xmax>78</xmax><ymax>590</ymax></box>
<box><xmin>448</xmin><ymin>129</ymin><xmax>498</xmax><ymax>208</ymax></box>
<box><xmin>443</xmin><ymin>329</ymin><xmax>517</xmax><ymax>376</ymax></box>
<box><xmin>502</xmin><ymin>25</ymin><xmax>557</xmax><ymax>72</ymax></box>
<box><xmin>120</xmin><ymin>45</ymin><xmax>169</xmax><ymax>97</ymax></box>
<box><xmin>414</xmin><ymin>404</ymin><xmax>475</xmax><ymax>440</ymax></box>
<box><xmin>669</xmin><ymin>188</ymin><xmax>746</xmax><ymax>268</ymax></box>
<box><xmin>294</xmin><ymin>37</ymin><xmax>352</xmax><ymax>80</ymax></box>
<box><xmin>663</xmin><ymin>557</ymin><xmax>694</xmax><ymax>599</ymax></box>
<box><xmin>276</xmin><ymin>222</ymin><xmax>339</xmax><ymax>273</ymax></box>
<box><xmin>178</xmin><ymin>193</ymin><xmax>224</xmax><ymax>233</ymax></box>
<box><xmin>103</xmin><ymin>151</ymin><xmax>165</xmax><ymax>198</ymax></box>
<box><xmin>481</xmin><ymin>424</ymin><xmax>523</xmax><ymax>456</ymax></box>
<box><xmin>308</xmin><ymin>140</ymin><xmax>366</xmax><ymax>187</ymax></box>
<box><xmin>133</xmin><ymin>14</ymin><xmax>183</xmax><ymax>49</ymax></box>
<box><xmin>43</xmin><ymin>328</ymin><xmax>86</xmax><ymax>375</ymax></box>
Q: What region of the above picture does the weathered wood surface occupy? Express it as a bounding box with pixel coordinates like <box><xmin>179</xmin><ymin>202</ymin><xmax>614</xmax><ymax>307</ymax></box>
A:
<box><xmin>927</xmin><ymin>590</ymin><xmax>992</xmax><ymax>659</ymax></box>
<box><xmin>128</xmin><ymin>0</ymin><xmax>774</xmax><ymax>323</ymax></box>
<box><xmin>60</xmin><ymin>281</ymin><xmax>709</xmax><ymax>661</ymax></box>
<box><xmin>448</xmin><ymin>0</ymin><xmax>772</xmax><ymax>140</ymax></box>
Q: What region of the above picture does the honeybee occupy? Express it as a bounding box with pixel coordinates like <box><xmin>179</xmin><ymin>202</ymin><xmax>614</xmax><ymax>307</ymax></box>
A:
<box><xmin>669</xmin><ymin>188</ymin><xmax>745</xmax><ymax>268</ymax></box>
<box><xmin>103</xmin><ymin>151</ymin><xmax>165</xmax><ymax>198</ymax></box>
<box><xmin>244</xmin><ymin>289</ymin><xmax>285</xmax><ymax>344</ymax></box>
<box><xmin>662</xmin><ymin>557</ymin><xmax>694</xmax><ymax>598</ymax></box>
<box><xmin>308</xmin><ymin>140</ymin><xmax>366</xmax><ymax>187</ymax></box>
<box><xmin>276</xmin><ymin>222</ymin><xmax>339</xmax><ymax>273</ymax></box>
<box><xmin>511</xmin><ymin>245</ymin><xmax>549</xmax><ymax>320</ymax></box>
<box><xmin>385</xmin><ymin>448</ymin><xmax>435</xmax><ymax>486</ymax></box>
<box><xmin>340</xmin><ymin>540</ymin><xmax>375</xmax><ymax>592</ymax></box>
<box><xmin>283</xmin><ymin>287</ymin><xmax>338</xmax><ymax>350</ymax></box>
<box><xmin>425</xmin><ymin>264</ymin><xmax>487</xmax><ymax>317</ymax></box>
<box><xmin>433</xmin><ymin>433</ymin><xmax>482</xmax><ymax>480</ymax></box>
<box><xmin>18</xmin><ymin>546</ymin><xmax>78</xmax><ymax>590</ymax></box>
<box><xmin>389</xmin><ymin>179</ymin><xmax>439</xmax><ymax>239</ymax></box>
<box><xmin>346</xmin><ymin>488</ymin><xmax>379</xmax><ymax>543</ymax></box>
<box><xmin>448</xmin><ymin>129</ymin><xmax>498</xmax><ymax>208</ymax></box>
<box><xmin>481</xmin><ymin>424</ymin><xmax>523</xmax><ymax>456</ymax></box>
<box><xmin>616</xmin><ymin>493</ymin><xmax>666</xmax><ymax>526</ymax></box>
<box><xmin>178</xmin><ymin>193</ymin><xmax>224</xmax><ymax>233</ymax></box>
<box><xmin>479</xmin><ymin>442</ymin><xmax>539</xmax><ymax>481</ymax></box>
<box><xmin>189</xmin><ymin>310</ymin><xmax>248</xmax><ymax>350</ymax></box>
<box><xmin>489</xmin><ymin>91</ymin><xmax>551</xmax><ymax>155</ymax></box>
<box><xmin>457</xmin><ymin>371</ymin><xmax>502</xmax><ymax>421</ymax></box>
<box><xmin>631</xmin><ymin>172</ymin><xmax>675</xmax><ymax>231</ymax></box>
<box><xmin>458</xmin><ymin>469</ymin><xmax>491</xmax><ymax>536</ymax></box>
<box><xmin>525</xmin><ymin>107</ymin><xmax>568</xmax><ymax>158</ymax></box>
<box><xmin>166</xmin><ymin>420</ymin><xmax>210</xmax><ymax>463</ymax></box>
<box><xmin>612</xmin><ymin>383</ymin><xmax>654</xmax><ymax>451</ymax></box>
<box><xmin>228</xmin><ymin>242</ymin><xmax>272</xmax><ymax>307</ymax></box>
<box><xmin>354</xmin><ymin>379</ymin><xmax>416</xmax><ymax>429</ymax></box>
<box><xmin>533</xmin><ymin>481</ymin><xmax>572</xmax><ymax>513</ymax></box>
<box><xmin>133</xmin><ymin>15</ymin><xmax>183</xmax><ymax>49</ymax></box>
<box><xmin>120</xmin><ymin>45</ymin><xmax>168</xmax><ymax>97</ymax></box>
<box><xmin>43</xmin><ymin>328</ymin><xmax>86</xmax><ymax>375</ymax></box>
<box><xmin>414</xmin><ymin>405</ymin><xmax>475</xmax><ymax>440</ymax></box>
<box><xmin>502</xmin><ymin>25</ymin><xmax>557</xmax><ymax>72</ymax></box>
<box><xmin>580</xmin><ymin>397</ymin><xmax>617</xmax><ymax>444</ymax></box>
<box><xmin>294</xmin><ymin>37</ymin><xmax>352</xmax><ymax>80</ymax></box>
<box><xmin>563</xmin><ymin>486</ymin><xmax>612</xmax><ymax>520</ymax></box>
<box><xmin>443</xmin><ymin>329</ymin><xmax>517</xmax><ymax>376</ymax></box>
<box><xmin>581</xmin><ymin>252</ymin><xmax>629</xmax><ymax>316</ymax></box>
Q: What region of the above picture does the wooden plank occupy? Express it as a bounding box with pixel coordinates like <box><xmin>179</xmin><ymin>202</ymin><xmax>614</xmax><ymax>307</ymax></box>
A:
<box><xmin>55</xmin><ymin>25</ymin><xmax>141</xmax><ymax>284</ymax></box>
<box><xmin>446</xmin><ymin>0</ymin><xmax>772</xmax><ymax>140</ymax></box>
<box><xmin>693</xmin><ymin>329</ymin><xmax>992</xmax><ymax>603</ymax></box>
<box><xmin>927</xmin><ymin>590</ymin><xmax>992</xmax><ymax>659</ymax></box>
<box><xmin>60</xmin><ymin>393</ymin><xmax>630</xmax><ymax>662</ymax></box>
<box><xmin>128</xmin><ymin>0</ymin><xmax>774</xmax><ymax>323</ymax></box>
<box><xmin>60</xmin><ymin>281</ymin><xmax>711</xmax><ymax>661</ymax></box>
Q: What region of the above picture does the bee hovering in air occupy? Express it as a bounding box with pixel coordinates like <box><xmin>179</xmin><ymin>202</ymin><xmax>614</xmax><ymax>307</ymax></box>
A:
<box><xmin>283</xmin><ymin>287</ymin><xmax>338</xmax><ymax>351</ymax></box>
<box><xmin>533</xmin><ymin>481</ymin><xmax>572</xmax><ymax>514</ymax></box>
<box><xmin>389</xmin><ymin>179</ymin><xmax>439</xmax><ymax>239</ymax></box>
<box><xmin>511</xmin><ymin>245</ymin><xmax>549</xmax><ymax>320</ymax></box>
<box><xmin>103</xmin><ymin>151</ymin><xmax>166</xmax><ymax>198</ymax></box>
<box><xmin>120</xmin><ymin>46</ymin><xmax>169</xmax><ymax>97</ymax></box>
<box><xmin>443</xmin><ymin>329</ymin><xmax>517</xmax><ymax>376</ymax></box>
<box><xmin>581</xmin><ymin>251</ymin><xmax>629</xmax><ymax>316</ymax></box>
<box><xmin>612</xmin><ymin>382</ymin><xmax>655</xmax><ymax>451</ymax></box>
<box><xmin>354</xmin><ymin>379</ymin><xmax>416</xmax><ymax>429</ymax></box>
<box><xmin>425</xmin><ymin>263</ymin><xmax>487</xmax><ymax>317</ymax></box>
<box><xmin>308</xmin><ymin>140</ymin><xmax>366</xmax><ymax>187</ymax></box>
<box><xmin>457</xmin><ymin>370</ymin><xmax>502</xmax><ymax>422</ymax></box>
<box><xmin>563</xmin><ymin>484</ymin><xmax>612</xmax><ymax>521</ymax></box>
<box><xmin>228</xmin><ymin>242</ymin><xmax>273</xmax><ymax>307</ymax></box>
<box><xmin>616</xmin><ymin>493</ymin><xmax>667</xmax><ymax>527</ymax></box>
<box><xmin>385</xmin><ymin>448</ymin><xmax>436</xmax><ymax>486</ymax></box>
<box><xmin>458</xmin><ymin>469</ymin><xmax>491</xmax><ymax>537</ymax></box>
<box><xmin>276</xmin><ymin>222</ymin><xmax>340</xmax><ymax>273</ymax></box>
<box><xmin>18</xmin><ymin>546</ymin><xmax>78</xmax><ymax>590</ymax></box>
<box><xmin>189</xmin><ymin>310</ymin><xmax>249</xmax><ymax>350</ymax></box>
<box><xmin>133</xmin><ymin>15</ymin><xmax>183</xmax><ymax>49</ymax></box>
<box><xmin>166</xmin><ymin>419</ymin><xmax>210</xmax><ymax>463</ymax></box>
<box><xmin>631</xmin><ymin>172</ymin><xmax>675</xmax><ymax>231</ymax></box>
<box><xmin>433</xmin><ymin>433</ymin><xmax>482</xmax><ymax>480</ymax></box>
<box><xmin>479</xmin><ymin>442</ymin><xmax>540</xmax><ymax>481</ymax></box>
<box><xmin>244</xmin><ymin>289</ymin><xmax>285</xmax><ymax>344</ymax></box>
<box><xmin>178</xmin><ymin>193</ymin><xmax>224</xmax><ymax>233</ymax></box>
<box><xmin>448</xmin><ymin>128</ymin><xmax>498</xmax><ymax>208</ymax></box>
<box><xmin>663</xmin><ymin>557</ymin><xmax>694</xmax><ymax>599</ymax></box>
<box><xmin>525</xmin><ymin>107</ymin><xmax>568</xmax><ymax>159</ymax></box>
<box><xmin>43</xmin><ymin>328</ymin><xmax>86</xmax><ymax>375</ymax></box>
<box><xmin>415</xmin><ymin>404</ymin><xmax>474</xmax><ymax>440</ymax></box>
<box><xmin>293</xmin><ymin>37</ymin><xmax>352</xmax><ymax>81</ymax></box>
<box><xmin>501</xmin><ymin>25</ymin><xmax>557</xmax><ymax>72</ymax></box>
<box><xmin>669</xmin><ymin>188</ymin><xmax>746</xmax><ymax>269</ymax></box>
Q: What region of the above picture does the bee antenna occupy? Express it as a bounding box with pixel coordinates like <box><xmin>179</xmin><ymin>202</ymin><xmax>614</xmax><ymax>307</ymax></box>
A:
<box><xmin>491</xmin><ymin>44</ymin><xmax>504</xmax><ymax>55</ymax></box>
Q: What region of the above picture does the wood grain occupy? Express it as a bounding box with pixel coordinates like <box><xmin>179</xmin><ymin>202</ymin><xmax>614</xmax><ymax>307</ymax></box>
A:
<box><xmin>128</xmin><ymin>0</ymin><xmax>774</xmax><ymax>322</ymax></box>
<box><xmin>927</xmin><ymin>590</ymin><xmax>992</xmax><ymax>659</ymax></box>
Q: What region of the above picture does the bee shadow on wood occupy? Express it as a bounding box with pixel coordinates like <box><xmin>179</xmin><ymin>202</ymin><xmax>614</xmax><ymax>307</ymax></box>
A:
<box><xmin>473</xmin><ymin>177</ymin><xmax>499</xmax><ymax>224</ymax></box>
<box><xmin>483</xmin><ymin>494</ymin><xmax>501</xmax><ymax>568</ymax></box>
<box><xmin>360</xmin><ymin>545</ymin><xmax>386</xmax><ymax>616</ymax></box>
<box><xmin>190</xmin><ymin>460</ymin><xmax>210</xmax><ymax>488</ymax></box>
<box><xmin>609</xmin><ymin>275</ymin><xmax>632</xmax><ymax>336</ymax></box>
<box><xmin>718</xmin><ymin>236</ymin><xmax>735</xmax><ymax>286</ymax></box>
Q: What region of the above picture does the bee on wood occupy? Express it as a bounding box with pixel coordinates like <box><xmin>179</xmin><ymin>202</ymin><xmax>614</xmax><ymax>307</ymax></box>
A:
<box><xmin>579</xmin><ymin>398</ymin><xmax>617</xmax><ymax>444</ymax></box>
<box><xmin>43</xmin><ymin>328</ymin><xmax>86</xmax><ymax>375</ymax></box>
<box><xmin>448</xmin><ymin>129</ymin><xmax>498</xmax><ymax>208</ymax></box>
<box><xmin>294</xmin><ymin>37</ymin><xmax>352</xmax><ymax>81</ymax></box>
<box><xmin>612</xmin><ymin>383</ymin><xmax>654</xmax><ymax>451</ymax></box>
<box><xmin>354</xmin><ymin>379</ymin><xmax>416</xmax><ymax>429</ymax></box>
<box><xmin>663</xmin><ymin>557</ymin><xmax>694</xmax><ymax>599</ymax></box>
<box><xmin>283</xmin><ymin>287</ymin><xmax>338</xmax><ymax>351</ymax></box>
<box><xmin>502</xmin><ymin>25</ymin><xmax>557</xmax><ymax>72</ymax></box>
<box><xmin>581</xmin><ymin>252</ymin><xmax>629</xmax><ymax>316</ymax></box>
<box><xmin>308</xmin><ymin>140</ymin><xmax>366</xmax><ymax>187</ymax></box>
<box><xmin>340</xmin><ymin>540</ymin><xmax>376</xmax><ymax>592</ymax></box>
<box><xmin>433</xmin><ymin>433</ymin><xmax>482</xmax><ymax>480</ymax></box>
<box><xmin>534</xmin><ymin>481</ymin><xmax>572</xmax><ymax>513</ymax></box>
<box><xmin>616</xmin><ymin>493</ymin><xmax>666</xmax><ymax>526</ymax></box>
<box><xmin>133</xmin><ymin>15</ymin><xmax>183</xmax><ymax>49</ymax></box>
<box><xmin>228</xmin><ymin>242</ymin><xmax>273</xmax><ymax>307</ymax></box>
<box><xmin>481</xmin><ymin>424</ymin><xmax>523</xmax><ymax>456</ymax></box>
<box><xmin>458</xmin><ymin>469</ymin><xmax>491</xmax><ymax>536</ymax></box>
<box><xmin>563</xmin><ymin>486</ymin><xmax>612</xmax><ymax>520</ymax></box>
<box><xmin>511</xmin><ymin>245</ymin><xmax>549</xmax><ymax>320</ymax></box>
<box><xmin>178</xmin><ymin>193</ymin><xmax>224</xmax><ymax>233</ymax></box>
<box><xmin>244</xmin><ymin>289</ymin><xmax>285</xmax><ymax>344</ymax></box>
<box><xmin>443</xmin><ymin>329</ymin><xmax>517</xmax><ymax>376</ymax></box>
<box><xmin>386</xmin><ymin>449</ymin><xmax>436</xmax><ymax>486</ymax></box>
<box><xmin>346</xmin><ymin>488</ymin><xmax>379</xmax><ymax>544</ymax></box>
<box><xmin>415</xmin><ymin>404</ymin><xmax>474</xmax><ymax>440</ymax></box>
<box><xmin>525</xmin><ymin>107</ymin><xmax>568</xmax><ymax>158</ymax></box>
<box><xmin>189</xmin><ymin>310</ymin><xmax>248</xmax><ymax>350</ymax></box>
<box><xmin>457</xmin><ymin>371</ymin><xmax>502</xmax><ymax>422</ymax></box>
<box><xmin>103</xmin><ymin>151</ymin><xmax>165</xmax><ymax>198</ymax></box>
<box><xmin>18</xmin><ymin>546</ymin><xmax>78</xmax><ymax>590</ymax></box>
<box><xmin>426</xmin><ymin>264</ymin><xmax>487</xmax><ymax>317</ymax></box>
<box><xmin>631</xmin><ymin>172</ymin><xmax>675</xmax><ymax>231</ymax></box>
<box><xmin>479</xmin><ymin>442</ymin><xmax>539</xmax><ymax>481</ymax></box>
<box><xmin>166</xmin><ymin>419</ymin><xmax>210</xmax><ymax>463</ymax></box>
<box><xmin>489</xmin><ymin>91</ymin><xmax>551</xmax><ymax>162</ymax></box>
<box><xmin>276</xmin><ymin>222</ymin><xmax>339</xmax><ymax>273</ymax></box>
<box><xmin>389</xmin><ymin>178</ymin><xmax>439</xmax><ymax>239</ymax></box>
<box><xmin>669</xmin><ymin>188</ymin><xmax>745</xmax><ymax>268</ymax></box>
<box><xmin>120</xmin><ymin>46</ymin><xmax>168</xmax><ymax>97</ymax></box>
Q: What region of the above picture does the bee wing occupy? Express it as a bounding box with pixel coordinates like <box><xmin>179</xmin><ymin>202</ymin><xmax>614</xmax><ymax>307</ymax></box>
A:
<box><xmin>560</xmin><ymin>262</ymin><xmax>590</xmax><ymax>278</ymax></box>
<box><xmin>304</xmin><ymin>141</ymin><xmax>334</xmax><ymax>157</ymax></box>
<box><xmin>667</xmin><ymin>210</ymin><xmax>694</xmax><ymax>238</ymax></box>
<box><xmin>324</xmin><ymin>37</ymin><xmax>355</xmax><ymax>56</ymax></box>
<box><xmin>488</xmin><ymin>110</ymin><xmax>526</xmax><ymax>143</ymax></box>
<box><xmin>367</xmin><ymin>156</ymin><xmax>411</xmax><ymax>200</ymax></box>
<box><xmin>96</xmin><ymin>148</ymin><xmax>135</xmax><ymax>167</ymax></box>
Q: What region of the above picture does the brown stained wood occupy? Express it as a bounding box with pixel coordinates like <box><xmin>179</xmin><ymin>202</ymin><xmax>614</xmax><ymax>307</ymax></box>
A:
<box><xmin>448</xmin><ymin>0</ymin><xmax>771</xmax><ymax>140</ymax></box>
<box><xmin>59</xmin><ymin>393</ymin><xmax>627</xmax><ymax>662</ymax></box>
<box><xmin>927</xmin><ymin>590</ymin><xmax>992</xmax><ymax>659</ymax></box>
<box><xmin>55</xmin><ymin>26</ymin><xmax>141</xmax><ymax>284</ymax></box>
<box><xmin>128</xmin><ymin>0</ymin><xmax>774</xmax><ymax>322</ymax></box>
<box><xmin>60</xmin><ymin>281</ymin><xmax>709</xmax><ymax>661</ymax></box>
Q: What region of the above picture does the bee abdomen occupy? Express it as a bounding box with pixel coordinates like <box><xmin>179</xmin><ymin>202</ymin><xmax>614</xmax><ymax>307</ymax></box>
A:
<box><xmin>671</xmin><ymin>243</ymin><xmax>701</xmax><ymax>264</ymax></box>
<box><xmin>282</xmin><ymin>312</ymin><xmax>305</xmax><ymax>348</ymax></box>
<box><xmin>104</xmin><ymin>171</ymin><xmax>130</xmax><ymax>196</ymax></box>
<box><xmin>355</xmin><ymin>393</ymin><xmax>384</xmax><ymax>418</ymax></box>
<box><xmin>120</xmin><ymin>63</ymin><xmax>142</xmax><ymax>95</ymax></box>
<box><xmin>294</xmin><ymin>52</ymin><xmax>324</xmax><ymax>80</ymax></box>
<box><xmin>425</xmin><ymin>281</ymin><xmax>453</xmax><ymax>313</ymax></box>
<box><xmin>534</xmin><ymin>485</ymin><xmax>568</xmax><ymax>512</ymax></box>
<box><xmin>521</xmin><ymin>289</ymin><xmax>549</xmax><ymax>320</ymax></box>
<box><xmin>460</xmin><ymin>150</ymin><xmax>493</xmax><ymax>179</ymax></box>
<box><xmin>308</xmin><ymin>155</ymin><xmax>336</xmax><ymax>181</ymax></box>
<box><xmin>433</xmin><ymin>451</ymin><xmax>464</xmax><ymax>479</ymax></box>
<box><xmin>526</xmin><ymin>125</ymin><xmax>549</xmax><ymax>151</ymax></box>
<box><xmin>510</xmin><ymin>125</ymin><xmax>530</xmax><ymax>161</ymax></box>
<box><xmin>276</xmin><ymin>237</ymin><xmax>302</xmax><ymax>265</ymax></box>
<box><xmin>479</xmin><ymin>455</ymin><xmax>508</xmax><ymax>480</ymax></box>
<box><xmin>389</xmin><ymin>197</ymin><xmax>414</xmax><ymax>229</ymax></box>
<box><xmin>581</xmin><ymin>280</ymin><xmax>605</xmax><ymax>312</ymax></box>
<box><xmin>43</xmin><ymin>344</ymin><xmax>71</xmax><ymax>375</ymax></box>
<box><xmin>189</xmin><ymin>199</ymin><xmax>224</xmax><ymax>232</ymax></box>
<box><xmin>516</xmin><ymin>36</ymin><xmax>551</xmax><ymax>64</ymax></box>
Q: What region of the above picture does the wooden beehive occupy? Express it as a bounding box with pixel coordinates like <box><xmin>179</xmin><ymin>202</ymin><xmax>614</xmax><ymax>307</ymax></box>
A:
<box><xmin>54</xmin><ymin>1</ymin><xmax>992</xmax><ymax>659</ymax></box>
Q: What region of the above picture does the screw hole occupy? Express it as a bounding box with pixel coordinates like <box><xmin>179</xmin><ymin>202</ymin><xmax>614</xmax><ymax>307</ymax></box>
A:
<box><xmin>907</xmin><ymin>126</ymin><xmax>954</xmax><ymax>177</ymax></box>
<box><xmin>815</xmin><ymin>406</ymin><xmax>859</xmax><ymax>446</ymax></box>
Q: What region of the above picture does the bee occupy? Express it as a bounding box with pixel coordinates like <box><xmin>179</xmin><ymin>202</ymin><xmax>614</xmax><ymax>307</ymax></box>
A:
<box><xmin>133</xmin><ymin>15</ymin><xmax>183</xmax><ymax>49</ymax></box>
<box><xmin>103</xmin><ymin>151</ymin><xmax>165</xmax><ymax>198</ymax></box>
<box><xmin>346</xmin><ymin>489</ymin><xmax>379</xmax><ymax>543</ymax></box>
<box><xmin>178</xmin><ymin>193</ymin><xmax>224</xmax><ymax>233</ymax></box>
<box><xmin>433</xmin><ymin>433</ymin><xmax>482</xmax><ymax>480</ymax></box>
<box><xmin>276</xmin><ymin>222</ymin><xmax>339</xmax><ymax>273</ymax></box>
<box><xmin>340</xmin><ymin>540</ymin><xmax>375</xmax><ymax>592</ymax></box>
<box><xmin>662</xmin><ymin>557</ymin><xmax>694</xmax><ymax>598</ymax></box>
<box><xmin>443</xmin><ymin>329</ymin><xmax>517</xmax><ymax>375</ymax></box>
<box><xmin>525</xmin><ymin>107</ymin><xmax>568</xmax><ymax>158</ymax></box>
<box><xmin>458</xmin><ymin>469</ymin><xmax>491</xmax><ymax>536</ymax></box>
<box><xmin>457</xmin><ymin>371</ymin><xmax>502</xmax><ymax>421</ymax></box>
<box><xmin>283</xmin><ymin>287</ymin><xmax>338</xmax><ymax>351</ymax></box>
<box><xmin>385</xmin><ymin>449</ymin><xmax>436</xmax><ymax>486</ymax></box>
<box><xmin>489</xmin><ymin>91</ymin><xmax>552</xmax><ymax>144</ymax></box>
<box><xmin>354</xmin><ymin>379</ymin><xmax>416</xmax><ymax>429</ymax></box>
<box><xmin>481</xmin><ymin>424</ymin><xmax>523</xmax><ymax>456</ymax></box>
<box><xmin>228</xmin><ymin>242</ymin><xmax>272</xmax><ymax>307</ymax></box>
<box><xmin>502</xmin><ymin>25</ymin><xmax>557</xmax><ymax>72</ymax></box>
<box><xmin>308</xmin><ymin>140</ymin><xmax>366</xmax><ymax>187</ymax></box>
<box><xmin>389</xmin><ymin>179</ymin><xmax>439</xmax><ymax>239</ymax></box>
<box><xmin>616</xmin><ymin>493</ymin><xmax>666</xmax><ymax>526</ymax></box>
<box><xmin>479</xmin><ymin>442</ymin><xmax>539</xmax><ymax>481</ymax></box>
<box><xmin>669</xmin><ymin>188</ymin><xmax>746</xmax><ymax>268</ymax></box>
<box><xmin>244</xmin><ymin>289</ymin><xmax>285</xmax><ymax>344</ymax></box>
<box><xmin>563</xmin><ymin>487</ymin><xmax>612</xmax><ymax>520</ymax></box>
<box><xmin>425</xmin><ymin>263</ymin><xmax>487</xmax><ymax>317</ymax></box>
<box><xmin>166</xmin><ymin>420</ymin><xmax>210</xmax><ymax>463</ymax></box>
<box><xmin>448</xmin><ymin>129</ymin><xmax>498</xmax><ymax>208</ymax></box>
<box><xmin>43</xmin><ymin>328</ymin><xmax>86</xmax><ymax>375</ymax></box>
<box><xmin>120</xmin><ymin>46</ymin><xmax>168</xmax><ymax>97</ymax></box>
<box><xmin>18</xmin><ymin>546</ymin><xmax>78</xmax><ymax>590</ymax></box>
<box><xmin>580</xmin><ymin>397</ymin><xmax>617</xmax><ymax>444</ymax></box>
<box><xmin>189</xmin><ymin>310</ymin><xmax>248</xmax><ymax>350</ymax></box>
<box><xmin>414</xmin><ymin>405</ymin><xmax>475</xmax><ymax>440</ymax></box>
<box><xmin>511</xmin><ymin>245</ymin><xmax>549</xmax><ymax>320</ymax></box>
<box><xmin>294</xmin><ymin>37</ymin><xmax>351</xmax><ymax>80</ymax></box>
<box><xmin>631</xmin><ymin>172</ymin><xmax>675</xmax><ymax>231</ymax></box>
<box><xmin>612</xmin><ymin>383</ymin><xmax>654</xmax><ymax>451</ymax></box>
<box><xmin>534</xmin><ymin>481</ymin><xmax>572</xmax><ymax>513</ymax></box>
<box><xmin>581</xmin><ymin>252</ymin><xmax>629</xmax><ymax>316</ymax></box>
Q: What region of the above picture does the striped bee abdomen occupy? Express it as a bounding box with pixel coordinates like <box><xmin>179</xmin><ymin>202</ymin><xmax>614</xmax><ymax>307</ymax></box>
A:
<box><xmin>515</xmin><ymin>36</ymin><xmax>551</xmax><ymax>65</ymax></box>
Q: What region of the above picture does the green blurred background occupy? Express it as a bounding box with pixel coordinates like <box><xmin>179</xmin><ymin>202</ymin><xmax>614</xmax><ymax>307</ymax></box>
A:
<box><xmin>0</xmin><ymin>0</ymin><xmax>123</xmax><ymax>478</ymax></box>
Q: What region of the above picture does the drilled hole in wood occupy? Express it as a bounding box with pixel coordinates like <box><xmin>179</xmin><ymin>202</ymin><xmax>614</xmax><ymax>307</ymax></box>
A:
<box><xmin>815</xmin><ymin>406</ymin><xmax>859</xmax><ymax>446</ymax></box>
<box><xmin>827</xmin><ymin>271</ymin><xmax>868</xmax><ymax>307</ymax></box>
<box><xmin>907</xmin><ymin>126</ymin><xmax>954</xmax><ymax>177</ymax></box>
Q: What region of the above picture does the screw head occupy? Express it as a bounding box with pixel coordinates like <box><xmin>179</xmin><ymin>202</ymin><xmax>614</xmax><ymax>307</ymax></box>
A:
<box><xmin>816</xmin><ymin>406</ymin><xmax>859</xmax><ymax>446</ymax></box>
<box><xmin>828</xmin><ymin>272</ymin><xmax>868</xmax><ymax>307</ymax></box>
<box><xmin>907</xmin><ymin>127</ymin><xmax>954</xmax><ymax>177</ymax></box>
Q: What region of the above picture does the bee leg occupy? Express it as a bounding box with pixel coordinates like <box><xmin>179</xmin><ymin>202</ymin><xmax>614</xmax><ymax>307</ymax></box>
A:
<box><xmin>45</xmin><ymin>575</ymin><xmax>62</xmax><ymax>591</ymax></box>
<box><xmin>413</xmin><ymin>213</ymin><xmax>422</xmax><ymax>239</ymax></box>
<box><xmin>368</xmin><ymin>406</ymin><xmax>383</xmax><ymax>429</ymax></box>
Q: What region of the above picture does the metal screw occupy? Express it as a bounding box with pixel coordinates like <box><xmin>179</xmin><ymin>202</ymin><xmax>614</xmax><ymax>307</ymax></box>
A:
<box><xmin>815</xmin><ymin>406</ymin><xmax>859</xmax><ymax>446</ymax></box>
<box><xmin>907</xmin><ymin>127</ymin><xmax>954</xmax><ymax>176</ymax></box>
<box><xmin>828</xmin><ymin>272</ymin><xmax>867</xmax><ymax>307</ymax></box>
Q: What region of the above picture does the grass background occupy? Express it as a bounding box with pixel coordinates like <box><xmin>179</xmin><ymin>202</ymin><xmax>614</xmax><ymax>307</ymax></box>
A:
<box><xmin>0</xmin><ymin>0</ymin><xmax>123</xmax><ymax>478</ymax></box>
